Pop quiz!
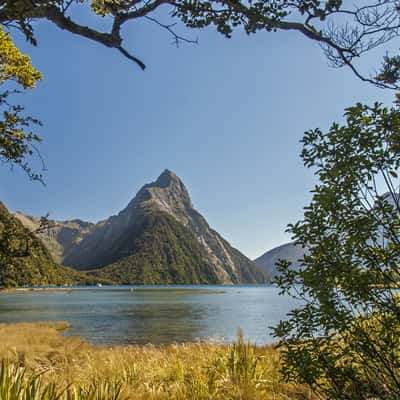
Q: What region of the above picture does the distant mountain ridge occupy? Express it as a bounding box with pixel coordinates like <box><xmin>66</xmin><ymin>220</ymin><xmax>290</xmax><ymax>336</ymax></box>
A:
<box><xmin>0</xmin><ymin>201</ymin><xmax>97</xmax><ymax>287</ymax></box>
<box><xmin>255</xmin><ymin>191</ymin><xmax>400</xmax><ymax>278</ymax></box>
<box><xmin>13</xmin><ymin>213</ymin><xmax>94</xmax><ymax>265</ymax></box>
<box><xmin>16</xmin><ymin>170</ymin><xmax>268</xmax><ymax>284</ymax></box>
<box><xmin>255</xmin><ymin>242</ymin><xmax>305</xmax><ymax>277</ymax></box>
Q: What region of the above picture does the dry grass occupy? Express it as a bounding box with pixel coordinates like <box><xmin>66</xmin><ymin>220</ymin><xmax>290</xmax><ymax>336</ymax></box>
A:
<box><xmin>0</xmin><ymin>322</ymin><xmax>315</xmax><ymax>399</ymax></box>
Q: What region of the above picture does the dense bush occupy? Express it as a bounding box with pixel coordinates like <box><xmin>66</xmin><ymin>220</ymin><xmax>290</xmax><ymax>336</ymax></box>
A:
<box><xmin>274</xmin><ymin>103</ymin><xmax>400</xmax><ymax>400</ymax></box>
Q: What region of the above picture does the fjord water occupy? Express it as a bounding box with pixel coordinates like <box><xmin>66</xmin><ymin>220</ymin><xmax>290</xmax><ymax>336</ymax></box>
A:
<box><xmin>0</xmin><ymin>285</ymin><xmax>299</xmax><ymax>345</ymax></box>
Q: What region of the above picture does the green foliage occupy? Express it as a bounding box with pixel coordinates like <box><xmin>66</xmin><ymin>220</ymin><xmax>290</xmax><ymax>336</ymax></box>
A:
<box><xmin>0</xmin><ymin>360</ymin><xmax>65</xmax><ymax>400</ymax></box>
<box><xmin>0</xmin><ymin>26</ymin><xmax>41</xmax><ymax>87</ymax></box>
<box><xmin>65</xmin><ymin>380</ymin><xmax>123</xmax><ymax>400</ymax></box>
<box><xmin>273</xmin><ymin>103</ymin><xmax>400</xmax><ymax>399</ymax></box>
<box><xmin>0</xmin><ymin>359</ymin><xmax>124</xmax><ymax>400</ymax></box>
<box><xmin>0</xmin><ymin>26</ymin><xmax>43</xmax><ymax>180</ymax></box>
<box><xmin>89</xmin><ymin>209</ymin><xmax>221</xmax><ymax>284</ymax></box>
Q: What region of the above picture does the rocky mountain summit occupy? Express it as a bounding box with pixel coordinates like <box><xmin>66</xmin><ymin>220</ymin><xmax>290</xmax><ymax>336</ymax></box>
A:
<box><xmin>16</xmin><ymin>170</ymin><xmax>268</xmax><ymax>284</ymax></box>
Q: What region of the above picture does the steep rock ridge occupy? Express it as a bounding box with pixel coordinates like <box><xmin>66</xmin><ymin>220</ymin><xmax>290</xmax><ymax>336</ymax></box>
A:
<box><xmin>18</xmin><ymin>170</ymin><xmax>268</xmax><ymax>284</ymax></box>
<box><xmin>255</xmin><ymin>242</ymin><xmax>305</xmax><ymax>278</ymax></box>
<box><xmin>131</xmin><ymin>170</ymin><xmax>263</xmax><ymax>283</ymax></box>
<box><xmin>66</xmin><ymin>169</ymin><xmax>267</xmax><ymax>284</ymax></box>
<box><xmin>14</xmin><ymin>213</ymin><xmax>94</xmax><ymax>264</ymax></box>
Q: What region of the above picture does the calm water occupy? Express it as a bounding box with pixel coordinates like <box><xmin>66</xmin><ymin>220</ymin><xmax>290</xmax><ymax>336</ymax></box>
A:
<box><xmin>0</xmin><ymin>285</ymin><xmax>299</xmax><ymax>345</ymax></box>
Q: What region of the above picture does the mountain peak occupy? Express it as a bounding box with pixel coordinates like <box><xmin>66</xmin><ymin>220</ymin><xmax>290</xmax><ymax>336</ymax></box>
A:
<box><xmin>144</xmin><ymin>169</ymin><xmax>192</xmax><ymax>211</ymax></box>
<box><xmin>124</xmin><ymin>170</ymin><xmax>192</xmax><ymax>216</ymax></box>
<box><xmin>154</xmin><ymin>169</ymin><xmax>180</xmax><ymax>188</ymax></box>
<box><xmin>13</xmin><ymin>171</ymin><xmax>268</xmax><ymax>284</ymax></box>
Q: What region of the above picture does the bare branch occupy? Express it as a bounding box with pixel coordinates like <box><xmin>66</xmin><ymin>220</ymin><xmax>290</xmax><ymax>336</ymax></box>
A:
<box><xmin>145</xmin><ymin>15</ymin><xmax>198</xmax><ymax>46</ymax></box>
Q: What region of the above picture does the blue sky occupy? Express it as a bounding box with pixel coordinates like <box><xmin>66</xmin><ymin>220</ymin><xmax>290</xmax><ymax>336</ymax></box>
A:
<box><xmin>0</xmin><ymin>8</ymin><xmax>396</xmax><ymax>259</ymax></box>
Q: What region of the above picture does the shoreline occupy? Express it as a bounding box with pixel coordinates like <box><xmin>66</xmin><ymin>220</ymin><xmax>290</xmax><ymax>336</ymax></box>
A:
<box><xmin>0</xmin><ymin>287</ymin><xmax>79</xmax><ymax>293</ymax></box>
<box><xmin>0</xmin><ymin>321</ymin><xmax>275</xmax><ymax>348</ymax></box>
<box><xmin>0</xmin><ymin>286</ymin><xmax>229</xmax><ymax>294</ymax></box>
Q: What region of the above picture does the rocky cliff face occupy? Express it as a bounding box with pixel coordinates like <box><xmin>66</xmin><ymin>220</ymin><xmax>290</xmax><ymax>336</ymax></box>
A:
<box><xmin>16</xmin><ymin>170</ymin><xmax>268</xmax><ymax>284</ymax></box>
<box><xmin>14</xmin><ymin>213</ymin><xmax>94</xmax><ymax>264</ymax></box>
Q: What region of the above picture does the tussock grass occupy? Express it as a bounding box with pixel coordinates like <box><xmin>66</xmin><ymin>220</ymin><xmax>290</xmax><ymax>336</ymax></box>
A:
<box><xmin>0</xmin><ymin>322</ymin><xmax>315</xmax><ymax>399</ymax></box>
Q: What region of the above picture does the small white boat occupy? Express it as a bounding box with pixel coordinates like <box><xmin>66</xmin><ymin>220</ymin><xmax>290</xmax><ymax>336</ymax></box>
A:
<box><xmin>96</xmin><ymin>283</ymin><xmax>102</xmax><ymax>288</ymax></box>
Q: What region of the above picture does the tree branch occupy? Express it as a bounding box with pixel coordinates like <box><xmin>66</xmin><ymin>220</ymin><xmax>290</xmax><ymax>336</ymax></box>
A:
<box><xmin>0</xmin><ymin>0</ymin><xmax>399</xmax><ymax>86</ymax></box>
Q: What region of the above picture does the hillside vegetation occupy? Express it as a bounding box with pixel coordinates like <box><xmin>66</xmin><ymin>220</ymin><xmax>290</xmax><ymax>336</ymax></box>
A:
<box><xmin>0</xmin><ymin>202</ymin><xmax>107</xmax><ymax>287</ymax></box>
<box><xmin>89</xmin><ymin>210</ymin><xmax>220</xmax><ymax>284</ymax></box>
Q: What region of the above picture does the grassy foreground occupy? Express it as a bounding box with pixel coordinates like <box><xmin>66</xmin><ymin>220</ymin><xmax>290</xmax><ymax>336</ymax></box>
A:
<box><xmin>0</xmin><ymin>322</ymin><xmax>315</xmax><ymax>399</ymax></box>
